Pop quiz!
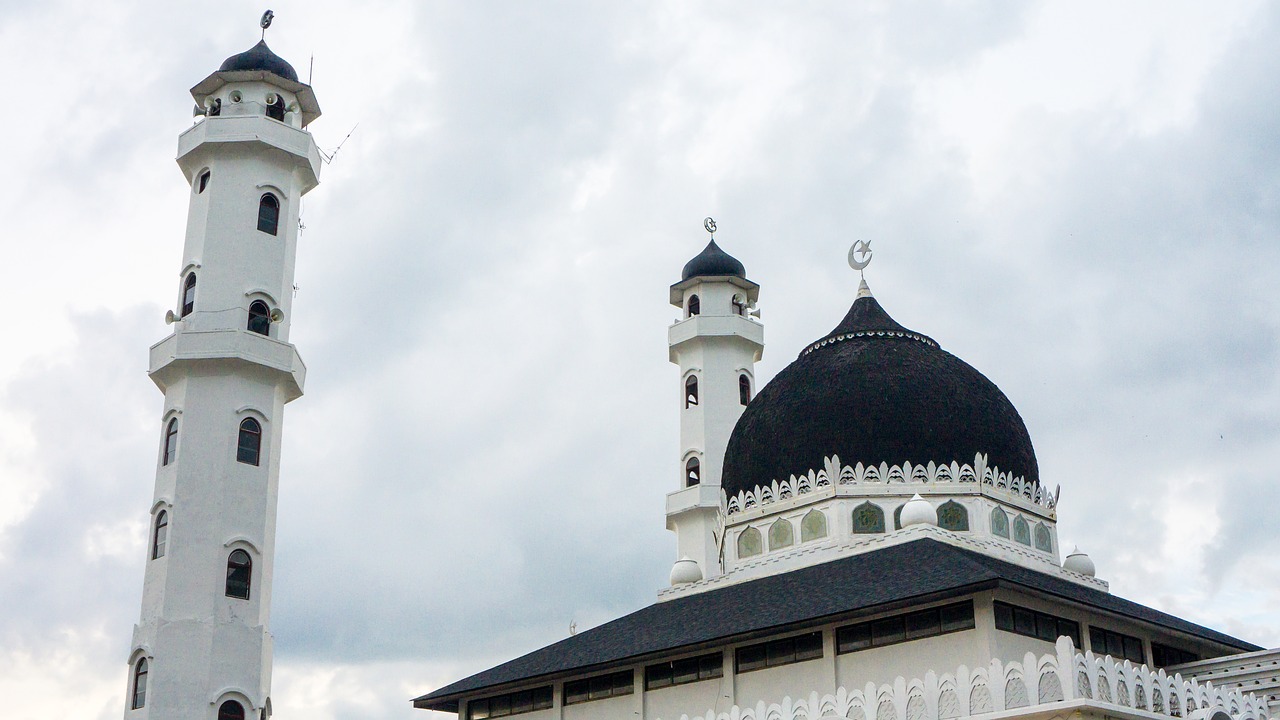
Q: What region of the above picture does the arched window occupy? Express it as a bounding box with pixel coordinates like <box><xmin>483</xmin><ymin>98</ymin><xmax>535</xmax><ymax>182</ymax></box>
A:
<box><xmin>131</xmin><ymin>658</ymin><xmax>148</xmax><ymax>709</ymax></box>
<box><xmin>800</xmin><ymin>509</ymin><xmax>827</xmax><ymax>542</ymax></box>
<box><xmin>151</xmin><ymin>510</ymin><xmax>168</xmax><ymax>560</ymax></box>
<box><xmin>893</xmin><ymin>504</ymin><xmax>904</xmax><ymax>530</ymax></box>
<box><xmin>1034</xmin><ymin>523</ymin><xmax>1053</xmax><ymax>552</ymax></box>
<box><xmin>852</xmin><ymin>502</ymin><xmax>885</xmax><ymax>534</ymax></box>
<box><xmin>266</xmin><ymin>93</ymin><xmax>286</xmax><ymax>122</ymax></box>
<box><xmin>737</xmin><ymin>527</ymin><xmax>762</xmax><ymax>558</ymax></box>
<box><xmin>236</xmin><ymin>418</ymin><xmax>262</xmax><ymax>466</ymax></box>
<box><xmin>687</xmin><ymin>294</ymin><xmax>700</xmax><ymax>317</ymax></box>
<box><xmin>218</xmin><ymin>699</ymin><xmax>246</xmax><ymax>720</ymax></box>
<box><xmin>181</xmin><ymin>273</ymin><xmax>197</xmax><ymax>317</ymax></box>
<box><xmin>226</xmin><ymin>549</ymin><xmax>252</xmax><ymax>599</ymax></box>
<box><xmin>685</xmin><ymin>457</ymin><xmax>700</xmax><ymax>487</ymax></box>
<box><xmin>739</xmin><ymin>374</ymin><xmax>751</xmax><ymax>406</ymax></box>
<box><xmin>198</xmin><ymin>170</ymin><xmax>210</xmax><ymax>193</ymax></box>
<box><xmin>162</xmin><ymin>418</ymin><xmax>178</xmax><ymax>466</ymax></box>
<box><xmin>1013</xmin><ymin>516</ymin><xmax>1031</xmax><ymax>546</ymax></box>
<box><xmin>257</xmin><ymin>194</ymin><xmax>280</xmax><ymax>235</ymax></box>
<box><xmin>684</xmin><ymin>375</ymin><xmax>699</xmax><ymax>408</ymax></box>
<box><xmin>768</xmin><ymin>519</ymin><xmax>794</xmax><ymax>550</ymax></box>
<box><xmin>938</xmin><ymin>501</ymin><xmax>969</xmax><ymax>531</ymax></box>
<box><xmin>991</xmin><ymin>507</ymin><xmax>1010</xmax><ymax>538</ymax></box>
<box><xmin>247</xmin><ymin>300</ymin><xmax>271</xmax><ymax>336</ymax></box>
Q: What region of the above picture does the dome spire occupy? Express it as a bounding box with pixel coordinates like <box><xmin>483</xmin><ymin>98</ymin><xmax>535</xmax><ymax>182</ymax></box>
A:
<box><xmin>849</xmin><ymin>240</ymin><xmax>874</xmax><ymax>298</ymax></box>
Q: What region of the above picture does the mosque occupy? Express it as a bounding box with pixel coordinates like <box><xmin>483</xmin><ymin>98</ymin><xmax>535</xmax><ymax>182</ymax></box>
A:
<box><xmin>122</xmin><ymin>26</ymin><xmax>1278</xmax><ymax>720</ymax></box>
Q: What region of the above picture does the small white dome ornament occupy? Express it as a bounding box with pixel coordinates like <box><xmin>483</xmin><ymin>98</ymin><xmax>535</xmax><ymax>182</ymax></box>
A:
<box><xmin>899</xmin><ymin>494</ymin><xmax>938</xmax><ymax>528</ymax></box>
<box><xmin>1063</xmin><ymin>547</ymin><xmax>1096</xmax><ymax>577</ymax></box>
<box><xmin>670</xmin><ymin>557</ymin><xmax>703</xmax><ymax>585</ymax></box>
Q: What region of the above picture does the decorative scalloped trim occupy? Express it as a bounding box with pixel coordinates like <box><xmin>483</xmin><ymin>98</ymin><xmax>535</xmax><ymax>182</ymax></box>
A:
<box><xmin>663</xmin><ymin>637</ymin><xmax>1271</xmax><ymax>720</ymax></box>
<box><xmin>725</xmin><ymin>453</ymin><xmax>1052</xmax><ymax>515</ymax></box>
<box><xmin>801</xmin><ymin>329</ymin><xmax>938</xmax><ymax>357</ymax></box>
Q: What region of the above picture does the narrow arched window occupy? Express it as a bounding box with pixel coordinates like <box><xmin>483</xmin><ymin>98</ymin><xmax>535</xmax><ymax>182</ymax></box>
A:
<box><xmin>938</xmin><ymin>501</ymin><xmax>969</xmax><ymax>531</ymax></box>
<box><xmin>266</xmin><ymin>93</ymin><xmax>286</xmax><ymax>122</ymax></box>
<box><xmin>218</xmin><ymin>699</ymin><xmax>246</xmax><ymax>720</ymax></box>
<box><xmin>684</xmin><ymin>375</ymin><xmax>699</xmax><ymax>408</ymax></box>
<box><xmin>687</xmin><ymin>294</ymin><xmax>700</xmax><ymax>317</ymax></box>
<box><xmin>257</xmin><ymin>194</ymin><xmax>280</xmax><ymax>235</ymax></box>
<box><xmin>236</xmin><ymin>418</ymin><xmax>262</xmax><ymax>466</ymax></box>
<box><xmin>768</xmin><ymin>519</ymin><xmax>794</xmax><ymax>550</ymax></box>
<box><xmin>800</xmin><ymin>509</ymin><xmax>827</xmax><ymax>542</ymax></box>
<box><xmin>990</xmin><ymin>507</ymin><xmax>1010</xmax><ymax>538</ymax></box>
<box><xmin>131</xmin><ymin>658</ymin><xmax>148</xmax><ymax>709</ymax></box>
<box><xmin>1013</xmin><ymin>516</ymin><xmax>1031</xmax><ymax>546</ymax></box>
<box><xmin>739</xmin><ymin>374</ymin><xmax>751</xmax><ymax>406</ymax></box>
<box><xmin>737</xmin><ymin>527</ymin><xmax>762</xmax><ymax>558</ymax></box>
<box><xmin>247</xmin><ymin>300</ymin><xmax>271</xmax><ymax>336</ymax></box>
<box><xmin>151</xmin><ymin>510</ymin><xmax>168</xmax><ymax>560</ymax></box>
<box><xmin>198</xmin><ymin>170</ymin><xmax>211</xmax><ymax>193</ymax></box>
<box><xmin>685</xmin><ymin>457</ymin><xmax>700</xmax><ymax>487</ymax></box>
<box><xmin>226</xmin><ymin>549</ymin><xmax>252</xmax><ymax>599</ymax></box>
<box><xmin>162</xmin><ymin>418</ymin><xmax>178</xmax><ymax>466</ymax></box>
<box><xmin>181</xmin><ymin>273</ymin><xmax>197</xmax><ymax>317</ymax></box>
<box><xmin>1034</xmin><ymin>523</ymin><xmax>1053</xmax><ymax>552</ymax></box>
<box><xmin>853</xmin><ymin>502</ymin><xmax>885</xmax><ymax>534</ymax></box>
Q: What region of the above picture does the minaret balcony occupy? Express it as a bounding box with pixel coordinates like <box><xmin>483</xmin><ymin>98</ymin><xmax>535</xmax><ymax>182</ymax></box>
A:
<box><xmin>148</xmin><ymin>329</ymin><xmax>306</xmax><ymax>401</ymax></box>
<box><xmin>177</xmin><ymin>115</ymin><xmax>321</xmax><ymax>193</ymax></box>
<box><xmin>668</xmin><ymin>314</ymin><xmax>764</xmax><ymax>357</ymax></box>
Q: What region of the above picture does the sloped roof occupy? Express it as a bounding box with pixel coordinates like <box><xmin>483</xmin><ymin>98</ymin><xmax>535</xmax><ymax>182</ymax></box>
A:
<box><xmin>413</xmin><ymin>538</ymin><xmax>1258</xmax><ymax>711</ymax></box>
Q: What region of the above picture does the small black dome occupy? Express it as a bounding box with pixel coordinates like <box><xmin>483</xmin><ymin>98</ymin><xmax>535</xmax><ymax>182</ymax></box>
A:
<box><xmin>219</xmin><ymin>40</ymin><xmax>300</xmax><ymax>83</ymax></box>
<box><xmin>682</xmin><ymin>240</ymin><xmax>746</xmax><ymax>281</ymax></box>
<box><xmin>721</xmin><ymin>293</ymin><xmax>1038</xmax><ymax>499</ymax></box>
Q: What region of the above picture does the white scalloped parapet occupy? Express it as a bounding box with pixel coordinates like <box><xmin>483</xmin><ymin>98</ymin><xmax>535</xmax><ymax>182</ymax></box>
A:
<box><xmin>664</xmin><ymin>637</ymin><xmax>1271</xmax><ymax>720</ymax></box>
<box><xmin>725</xmin><ymin>453</ymin><xmax>1053</xmax><ymax>516</ymax></box>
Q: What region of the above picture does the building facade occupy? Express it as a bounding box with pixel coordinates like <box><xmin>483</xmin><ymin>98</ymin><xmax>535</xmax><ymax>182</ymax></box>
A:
<box><xmin>124</xmin><ymin>38</ymin><xmax>322</xmax><ymax>720</ymax></box>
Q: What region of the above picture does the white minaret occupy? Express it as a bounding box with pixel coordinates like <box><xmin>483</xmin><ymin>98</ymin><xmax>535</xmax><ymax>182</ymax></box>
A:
<box><xmin>125</xmin><ymin>25</ymin><xmax>321</xmax><ymax>720</ymax></box>
<box><xmin>665</xmin><ymin>219</ymin><xmax>763</xmax><ymax>584</ymax></box>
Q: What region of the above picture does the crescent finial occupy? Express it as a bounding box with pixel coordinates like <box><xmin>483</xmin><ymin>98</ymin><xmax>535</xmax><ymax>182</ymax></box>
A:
<box><xmin>848</xmin><ymin>239</ymin><xmax>873</xmax><ymax>272</ymax></box>
<box><xmin>704</xmin><ymin>217</ymin><xmax>717</xmax><ymax>237</ymax></box>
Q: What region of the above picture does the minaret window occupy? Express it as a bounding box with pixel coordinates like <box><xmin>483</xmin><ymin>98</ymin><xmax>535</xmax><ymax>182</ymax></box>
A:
<box><xmin>131</xmin><ymin>658</ymin><xmax>148</xmax><ymax>709</ymax></box>
<box><xmin>247</xmin><ymin>301</ymin><xmax>271</xmax><ymax>336</ymax></box>
<box><xmin>684</xmin><ymin>376</ymin><xmax>698</xmax><ymax>408</ymax></box>
<box><xmin>852</xmin><ymin>501</ymin><xmax>886</xmax><ymax>534</ymax></box>
<box><xmin>990</xmin><ymin>507</ymin><xmax>1010</xmax><ymax>538</ymax></box>
<box><xmin>687</xmin><ymin>294</ymin><xmax>700</xmax><ymax>317</ymax></box>
<box><xmin>938</xmin><ymin>501</ymin><xmax>969</xmax><ymax>531</ymax></box>
<box><xmin>236</xmin><ymin>418</ymin><xmax>262</xmax><ymax>466</ymax></box>
<box><xmin>225</xmin><ymin>549</ymin><xmax>252</xmax><ymax>599</ymax></box>
<box><xmin>1012</xmin><ymin>516</ymin><xmax>1031</xmax><ymax>545</ymax></box>
<box><xmin>181</xmin><ymin>273</ymin><xmax>197</xmax><ymax>317</ymax></box>
<box><xmin>800</xmin><ymin>509</ymin><xmax>827</xmax><ymax>542</ymax></box>
<box><xmin>198</xmin><ymin>170</ymin><xmax>210</xmax><ymax>193</ymax></box>
<box><xmin>218</xmin><ymin>700</ymin><xmax>246</xmax><ymax>720</ymax></box>
<box><xmin>1034</xmin><ymin>523</ymin><xmax>1052</xmax><ymax>552</ymax></box>
<box><xmin>151</xmin><ymin>510</ymin><xmax>168</xmax><ymax>560</ymax></box>
<box><xmin>257</xmin><ymin>193</ymin><xmax>280</xmax><ymax>235</ymax></box>
<box><xmin>685</xmin><ymin>457</ymin><xmax>700</xmax><ymax>487</ymax></box>
<box><xmin>768</xmin><ymin>519</ymin><xmax>794</xmax><ymax>550</ymax></box>
<box><xmin>737</xmin><ymin>527</ymin><xmax>762</xmax><ymax>558</ymax></box>
<box><xmin>739</xmin><ymin>374</ymin><xmax>751</xmax><ymax>406</ymax></box>
<box><xmin>266</xmin><ymin>94</ymin><xmax>286</xmax><ymax>122</ymax></box>
<box><xmin>162</xmin><ymin>418</ymin><xmax>178</xmax><ymax>465</ymax></box>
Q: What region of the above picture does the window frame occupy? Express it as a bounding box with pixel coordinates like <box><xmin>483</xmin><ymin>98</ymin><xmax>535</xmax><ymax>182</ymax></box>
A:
<box><xmin>734</xmin><ymin>631</ymin><xmax>823</xmax><ymax>674</ymax></box>
<box><xmin>151</xmin><ymin>510</ymin><xmax>168</xmax><ymax>560</ymax></box>
<box><xmin>131</xmin><ymin>658</ymin><xmax>148</xmax><ymax>709</ymax></box>
<box><xmin>685</xmin><ymin>456</ymin><xmax>700</xmax><ymax>487</ymax></box>
<box><xmin>217</xmin><ymin>700</ymin><xmax>246</xmax><ymax>720</ymax></box>
<box><xmin>466</xmin><ymin>686</ymin><xmax>553</xmax><ymax>719</ymax></box>
<box><xmin>645</xmin><ymin>651</ymin><xmax>723</xmax><ymax>691</ymax></box>
<box><xmin>563</xmin><ymin>670</ymin><xmax>633</xmax><ymax>706</ymax></box>
<box><xmin>687</xmin><ymin>294</ymin><xmax>700</xmax><ymax>317</ymax></box>
<box><xmin>257</xmin><ymin>193</ymin><xmax>280</xmax><ymax>235</ymax></box>
<box><xmin>684</xmin><ymin>375</ymin><xmax>699</xmax><ymax>408</ymax></box>
<box><xmin>237</xmin><ymin>417</ymin><xmax>263</xmax><ymax>466</ymax></box>
<box><xmin>739</xmin><ymin>373</ymin><xmax>751</xmax><ymax>406</ymax></box>
<box><xmin>225</xmin><ymin>549</ymin><xmax>252</xmax><ymax>600</ymax></box>
<box><xmin>162</xmin><ymin>418</ymin><xmax>178</xmax><ymax>466</ymax></box>
<box><xmin>247</xmin><ymin>300</ymin><xmax>271</xmax><ymax>336</ymax></box>
<box><xmin>837</xmin><ymin>601</ymin><xmax>975</xmax><ymax>654</ymax></box>
<box><xmin>993</xmin><ymin>600</ymin><xmax>1081</xmax><ymax>647</ymax></box>
<box><xmin>181</xmin><ymin>273</ymin><xmax>197</xmax><ymax>317</ymax></box>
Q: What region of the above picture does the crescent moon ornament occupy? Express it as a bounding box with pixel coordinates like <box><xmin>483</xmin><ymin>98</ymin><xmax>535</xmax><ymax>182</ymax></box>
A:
<box><xmin>848</xmin><ymin>239</ymin><xmax>873</xmax><ymax>271</ymax></box>
<box><xmin>704</xmin><ymin>217</ymin><xmax>717</xmax><ymax>236</ymax></box>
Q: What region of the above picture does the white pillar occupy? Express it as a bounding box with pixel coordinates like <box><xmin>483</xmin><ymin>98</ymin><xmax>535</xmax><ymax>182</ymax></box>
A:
<box><xmin>665</xmin><ymin>239</ymin><xmax>763</xmax><ymax>582</ymax></box>
<box><xmin>126</xmin><ymin>41</ymin><xmax>322</xmax><ymax>720</ymax></box>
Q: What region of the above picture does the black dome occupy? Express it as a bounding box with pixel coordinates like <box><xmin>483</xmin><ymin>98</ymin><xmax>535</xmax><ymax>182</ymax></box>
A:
<box><xmin>721</xmin><ymin>293</ymin><xmax>1038</xmax><ymax>499</ymax></box>
<box><xmin>682</xmin><ymin>240</ymin><xmax>746</xmax><ymax>281</ymax></box>
<box><xmin>219</xmin><ymin>40</ymin><xmax>299</xmax><ymax>83</ymax></box>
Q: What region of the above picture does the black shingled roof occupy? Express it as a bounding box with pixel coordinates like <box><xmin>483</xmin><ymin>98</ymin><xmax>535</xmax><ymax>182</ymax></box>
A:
<box><xmin>413</xmin><ymin>538</ymin><xmax>1257</xmax><ymax>711</ymax></box>
<box><xmin>219</xmin><ymin>40</ymin><xmax>300</xmax><ymax>83</ymax></box>
<box><xmin>681</xmin><ymin>239</ymin><xmax>747</xmax><ymax>281</ymax></box>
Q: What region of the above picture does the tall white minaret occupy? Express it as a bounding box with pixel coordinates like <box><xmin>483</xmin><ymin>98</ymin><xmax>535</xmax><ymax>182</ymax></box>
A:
<box><xmin>125</xmin><ymin>27</ymin><xmax>322</xmax><ymax>720</ymax></box>
<box><xmin>665</xmin><ymin>219</ymin><xmax>763</xmax><ymax>585</ymax></box>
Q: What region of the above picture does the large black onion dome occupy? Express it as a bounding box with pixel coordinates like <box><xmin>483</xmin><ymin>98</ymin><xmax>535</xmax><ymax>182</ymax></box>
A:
<box><xmin>219</xmin><ymin>40</ymin><xmax>300</xmax><ymax>83</ymax></box>
<box><xmin>721</xmin><ymin>293</ymin><xmax>1038</xmax><ymax>500</ymax></box>
<box><xmin>682</xmin><ymin>240</ymin><xmax>747</xmax><ymax>281</ymax></box>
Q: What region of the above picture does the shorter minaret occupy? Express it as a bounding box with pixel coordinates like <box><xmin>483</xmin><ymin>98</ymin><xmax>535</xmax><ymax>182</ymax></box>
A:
<box><xmin>665</xmin><ymin>219</ymin><xmax>763</xmax><ymax>583</ymax></box>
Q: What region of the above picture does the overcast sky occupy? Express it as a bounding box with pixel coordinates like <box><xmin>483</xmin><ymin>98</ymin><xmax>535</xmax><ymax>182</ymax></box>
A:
<box><xmin>1</xmin><ymin>1</ymin><xmax>1278</xmax><ymax>719</ymax></box>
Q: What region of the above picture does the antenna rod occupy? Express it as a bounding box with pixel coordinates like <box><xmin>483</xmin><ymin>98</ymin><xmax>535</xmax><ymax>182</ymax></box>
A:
<box><xmin>309</xmin><ymin>55</ymin><xmax>314</xmax><ymax>85</ymax></box>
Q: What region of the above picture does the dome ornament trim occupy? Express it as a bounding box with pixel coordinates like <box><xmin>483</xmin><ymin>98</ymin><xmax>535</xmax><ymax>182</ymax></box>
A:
<box><xmin>723</xmin><ymin>453</ymin><xmax>1054</xmax><ymax>516</ymax></box>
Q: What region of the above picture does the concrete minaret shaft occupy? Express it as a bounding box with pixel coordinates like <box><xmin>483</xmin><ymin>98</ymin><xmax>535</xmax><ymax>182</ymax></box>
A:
<box><xmin>666</xmin><ymin>229</ymin><xmax>763</xmax><ymax>584</ymax></box>
<box><xmin>125</xmin><ymin>39</ymin><xmax>322</xmax><ymax>720</ymax></box>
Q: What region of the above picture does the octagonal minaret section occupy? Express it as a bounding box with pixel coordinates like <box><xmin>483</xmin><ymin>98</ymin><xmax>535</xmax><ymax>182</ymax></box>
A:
<box><xmin>124</xmin><ymin>35</ymin><xmax>322</xmax><ymax>720</ymax></box>
<box><xmin>665</xmin><ymin>222</ymin><xmax>764</xmax><ymax>585</ymax></box>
